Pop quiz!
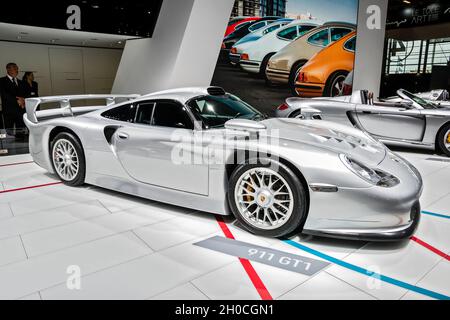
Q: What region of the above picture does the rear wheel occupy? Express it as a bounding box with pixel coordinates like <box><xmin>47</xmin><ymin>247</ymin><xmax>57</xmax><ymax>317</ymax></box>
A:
<box><xmin>324</xmin><ymin>71</ymin><xmax>348</xmax><ymax>97</ymax></box>
<box><xmin>436</xmin><ymin>123</ymin><xmax>450</xmax><ymax>157</ymax></box>
<box><xmin>228</xmin><ymin>160</ymin><xmax>308</xmax><ymax>238</ymax></box>
<box><xmin>260</xmin><ymin>53</ymin><xmax>275</xmax><ymax>79</ymax></box>
<box><xmin>50</xmin><ymin>132</ymin><xmax>86</xmax><ymax>186</ymax></box>
<box><xmin>289</xmin><ymin>61</ymin><xmax>306</xmax><ymax>96</ymax></box>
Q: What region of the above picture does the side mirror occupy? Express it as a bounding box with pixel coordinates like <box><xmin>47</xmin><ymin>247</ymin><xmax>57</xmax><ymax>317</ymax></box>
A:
<box><xmin>225</xmin><ymin>119</ymin><xmax>266</xmax><ymax>133</ymax></box>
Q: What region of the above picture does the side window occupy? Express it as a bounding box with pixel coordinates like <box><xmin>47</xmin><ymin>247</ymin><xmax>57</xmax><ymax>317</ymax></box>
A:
<box><xmin>135</xmin><ymin>101</ymin><xmax>155</xmax><ymax>125</ymax></box>
<box><xmin>330</xmin><ymin>27</ymin><xmax>352</xmax><ymax>42</ymax></box>
<box><xmin>298</xmin><ymin>25</ymin><xmax>316</xmax><ymax>37</ymax></box>
<box><xmin>277</xmin><ymin>26</ymin><xmax>298</xmax><ymax>41</ymax></box>
<box><xmin>101</xmin><ymin>104</ymin><xmax>137</xmax><ymax>122</ymax></box>
<box><xmin>344</xmin><ymin>36</ymin><xmax>356</xmax><ymax>52</ymax></box>
<box><xmin>235</xmin><ymin>21</ymin><xmax>250</xmax><ymax>30</ymax></box>
<box><xmin>307</xmin><ymin>28</ymin><xmax>330</xmax><ymax>47</ymax></box>
<box><xmin>248</xmin><ymin>21</ymin><xmax>267</xmax><ymax>32</ymax></box>
<box><xmin>152</xmin><ymin>101</ymin><xmax>194</xmax><ymax>129</ymax></box>
<box><xmin>263</xmin><ymin>23</ymin><xmax>282</xmax><ymax>35</ymax></box>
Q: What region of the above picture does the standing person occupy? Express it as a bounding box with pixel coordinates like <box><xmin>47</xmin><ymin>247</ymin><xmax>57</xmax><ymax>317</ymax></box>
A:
<box><xmin>0</xmin><ymin>63</ymin><xmax>26</xmax><ymax>138</ymax></box>
<box><xmin>22</xmin><ymin>72</ymin><xmax>39</xmax><ymax>98</ymax></box>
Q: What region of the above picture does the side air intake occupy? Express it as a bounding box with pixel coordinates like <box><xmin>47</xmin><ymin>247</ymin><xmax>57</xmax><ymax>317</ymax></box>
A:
<box><xmin>207</xmin><ymin>86</ymin><xmax>226</xmax><ymax>96</ymax></box>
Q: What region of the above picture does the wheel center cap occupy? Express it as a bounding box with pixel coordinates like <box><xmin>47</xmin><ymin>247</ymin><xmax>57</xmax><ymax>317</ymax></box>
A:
<box><xmin>64</xmin><ymin>154</ymin><xmax>72</xmax><ymax>165</ymax></box>
<box><xmin>256</xmin><ymin>190</ymin><xmax>273</xmax><ymax>208</ymax></box>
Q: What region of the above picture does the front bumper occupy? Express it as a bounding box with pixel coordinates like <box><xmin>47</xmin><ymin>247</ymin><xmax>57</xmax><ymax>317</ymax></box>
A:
<box><xmin>303</xmin><ymin>201</ymin><xmax>421</xmax><ymax>242</ymax></box>
<box><xmin>302</xmin><ymin>152</ymin><xmax>423</xmax><ymax>242</ymax></box>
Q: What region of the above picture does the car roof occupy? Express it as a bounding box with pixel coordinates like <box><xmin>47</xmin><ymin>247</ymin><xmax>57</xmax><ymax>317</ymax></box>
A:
<box><xmin>322</xmin><ymin>21</ymin><xmax>356</xmax><ymax>28</ymax></box>
<box><xmin>285</xmin><ymin>19</ymin><xmax>320</xmax><ymax>27</ymax></box>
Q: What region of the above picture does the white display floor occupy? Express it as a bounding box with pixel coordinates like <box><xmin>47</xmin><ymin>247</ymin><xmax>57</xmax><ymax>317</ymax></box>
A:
<box><xmin>0</xmin><ymin>151</ymin><xmax>449</xmax><ymax>300</ymax></box>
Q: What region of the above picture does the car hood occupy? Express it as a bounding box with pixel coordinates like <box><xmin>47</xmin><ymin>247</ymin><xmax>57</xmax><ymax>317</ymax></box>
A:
<box><xmin>261</xmin><ymin>118</ymin><xmax>387</xmax><ymax>166</ymax></box>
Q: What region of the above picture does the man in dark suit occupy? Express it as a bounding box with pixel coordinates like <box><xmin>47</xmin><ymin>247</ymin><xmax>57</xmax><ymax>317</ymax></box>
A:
<box><xmin>0</xmin><ymin>63</ymin><xmax>26</xmax><ymax>137</ymax></box>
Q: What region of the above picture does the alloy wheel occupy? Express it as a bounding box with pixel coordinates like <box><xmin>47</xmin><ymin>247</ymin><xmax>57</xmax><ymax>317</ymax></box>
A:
<box><xmin>331</xmin><ymin>74</ymin><xmax>346</xmax><ymax>97</ymax></box>
<box><xmin>234</xmin><ymin>168</ymin><xmax>294</xmax><ymax>230</ymax></box>
<box><xmin>52</xmin><ymin>139</ymin><xmax>80</xmax><ymax>181</ymax></box>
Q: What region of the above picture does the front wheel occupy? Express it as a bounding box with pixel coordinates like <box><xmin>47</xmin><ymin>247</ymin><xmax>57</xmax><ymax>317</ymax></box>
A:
<box><xmin>50</xmin><ymin>132</ymin><xmax>86</xmax><ymax>186</ymax></box>
<box><xmin>228</xmin><ymin>160</ymin><xmax>308</xmax><ymax>238</ymax></box>
<box><xmin>436</xmin><ymin>124</ymin><xmax>450</xmax><ymax>157</ymax></box>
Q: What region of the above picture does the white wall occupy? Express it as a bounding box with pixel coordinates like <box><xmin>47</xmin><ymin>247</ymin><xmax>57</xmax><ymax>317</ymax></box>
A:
<box><xmin>0</xmin><ymin>41</ymin><xmax>122</xmax><ymax>110</ymax></box>
<box><xmin>112</xmin><ymin>0</ymin><xmax>235</xmax><ymax>94</ymax></box>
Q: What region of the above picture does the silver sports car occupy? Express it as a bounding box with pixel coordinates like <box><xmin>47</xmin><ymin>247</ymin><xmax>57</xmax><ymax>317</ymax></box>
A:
<box><xmin>24</xmin><ymin>87</ymin><xmax>422</xmax><ymax>241</ymax></box>
<box><xmin>276</xmin><ymin>89</ymin><xmax>450</xmax><ymax>157</ymax></box>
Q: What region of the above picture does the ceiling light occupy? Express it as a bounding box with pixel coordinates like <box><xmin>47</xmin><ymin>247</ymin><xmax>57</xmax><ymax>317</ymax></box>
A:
<box><xmin>403</xmin><ymin>0</ymin><xmax>411</xmax><ymax>4</ymax></box>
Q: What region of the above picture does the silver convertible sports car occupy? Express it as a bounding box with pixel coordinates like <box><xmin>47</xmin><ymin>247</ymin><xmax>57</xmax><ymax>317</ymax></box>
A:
<box><xmin>276</xmin><ymin>89</ymin><xmax>450</xmax><ymax>157</ymax></box>
<box><xmin>24</xmin><ymin>87</ymin><xmax>422</xmax><ymax>241</ymax></box>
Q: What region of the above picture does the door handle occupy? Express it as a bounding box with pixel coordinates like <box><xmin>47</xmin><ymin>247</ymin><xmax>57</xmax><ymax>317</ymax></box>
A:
<box><xmin>118</xmin><ymin>132</ymin><xmax>129</xmax><ymax>140</ymax></box>
<box><xmin>362</xmin><ymin>111</ymin><xmax>372</xmax><ymax>114</ymax></box>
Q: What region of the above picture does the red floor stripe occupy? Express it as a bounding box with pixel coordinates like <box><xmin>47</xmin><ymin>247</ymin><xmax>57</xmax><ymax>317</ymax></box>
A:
<box><xmin>216</xmin><ymin>216</ymin><xmax>273</xmax><ymax>300</ymax></box>
<box><xmin>411</xmin><ymin>236</ymin><xmax>450</xmax><ymax>261</ymax></box>
<box><xmin>0</xmin><ymin>182</ymin><xmax>63</xmax><ymax>194</ymax></box>
<box><xmin>0</xmin><ymin>161</ymin><xmax>34</xmax><ymax>168</ymax></box>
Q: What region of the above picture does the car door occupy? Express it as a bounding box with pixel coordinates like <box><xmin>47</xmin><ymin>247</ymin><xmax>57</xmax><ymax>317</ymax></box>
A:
<box><xmin>113</xmin><ymin>99</ymin><xmax>209</xmax><ymax>196</ymax></box>
<box><xmin>355</xmin><ymin>103</ymin><xmax>426</xmax><ymax>141</ymax></box>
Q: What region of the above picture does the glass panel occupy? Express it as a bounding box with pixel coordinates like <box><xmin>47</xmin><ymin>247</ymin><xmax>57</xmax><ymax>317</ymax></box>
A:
<box><xmin>308</xmin><ymin>28</ymin><xmax>330</xmax><ymax>46</ymax></box>
<box><xmin>153</xmin><ymin>101</ymin><xmax>193</xmax><ymax>129</ymax></box>
<box><xmin>344</xmin><ymin>36</ymin><xmax>356</xmax><ymax>51</ymax></box>
<box><xmin>101</xmin><ymin>104</ymin><xmax>137</xmax><ymax>122</ymax></box>
<box><xmin>135</xmin><ymin>102</ymin><xmax>155</xmax><ymax>125</ymax></box>
<box><xmin>277</xmin><ymin>26</ymin><xmax>298</xmax><ymax>41</ymax></box>
<box><xmin>298</xmin><ymin>25</ymin><xmax>316</xmax><ymax>37</ymax></box>
<box><xmin>330</xmin><ymin>27</ymin><xmax>352</xmax><ymax>42</ymax></box>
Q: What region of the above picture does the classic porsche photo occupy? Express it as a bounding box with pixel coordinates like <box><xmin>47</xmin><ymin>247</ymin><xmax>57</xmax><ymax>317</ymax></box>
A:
<box><xmin>24</xmin><ymin>87</ymin><xmax>422</xmax><ymax>241</ymax></box>
<box><xmin>239</xmin><ymin>20</ymin><xmax>318</xmax><ymax>77</ymax></box>
<box><xmin>265</xmin><ymin>22</ymin><xmax>355</xmax><ymax>93</ymax></box>
<box><xmin>276</xmin><ymin>89</ymin><xmax>450</xmax><ymax>157</ymax></box>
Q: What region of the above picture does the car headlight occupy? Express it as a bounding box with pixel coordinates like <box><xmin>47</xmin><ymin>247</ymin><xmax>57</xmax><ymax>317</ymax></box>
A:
<box><xmin>339</xmin><ymin>154</ymin><xmax>400</xmax><ymax>187</ymax></box>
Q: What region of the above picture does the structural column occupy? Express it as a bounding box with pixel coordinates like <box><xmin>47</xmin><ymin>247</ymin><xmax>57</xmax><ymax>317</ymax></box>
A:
<box><xmin>353</xmin><ymin>0</ymin><xmax>389</xmax><ymax>98</ymax></box>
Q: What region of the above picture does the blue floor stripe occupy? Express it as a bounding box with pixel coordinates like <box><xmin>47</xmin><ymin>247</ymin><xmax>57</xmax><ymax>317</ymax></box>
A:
<box><xmin>422</xmin><ymin>211</ymin><xmax>450</xmax><ymax>220</ymax></box>
<box><xmin>284</xmin><ymin>239</ymin><xmax>450</xmax><ymax>300</ymax></box>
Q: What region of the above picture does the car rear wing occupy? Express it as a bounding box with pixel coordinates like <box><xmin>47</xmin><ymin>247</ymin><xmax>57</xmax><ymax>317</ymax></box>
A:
<box><xmin>25</xmin><ymin>94</ymin><xmax>140</xmax><ymax>124</ymax></box>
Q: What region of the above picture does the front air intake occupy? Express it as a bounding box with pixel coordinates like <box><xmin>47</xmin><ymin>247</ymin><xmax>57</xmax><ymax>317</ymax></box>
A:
<box><xmin>207</xmin><ymin>86</ymin><xmax>226</xmax><ymax>96</ymax></box>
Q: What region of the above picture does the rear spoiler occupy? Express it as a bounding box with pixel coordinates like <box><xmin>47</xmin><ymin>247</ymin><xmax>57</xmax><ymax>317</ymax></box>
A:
<box><xmin>25</xmin><ymin>94</ymin><xmax>140</xmax><ymax>124</ymax></box>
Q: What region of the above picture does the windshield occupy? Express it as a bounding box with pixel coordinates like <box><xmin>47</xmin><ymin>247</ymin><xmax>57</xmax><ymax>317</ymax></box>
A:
<box><xmin>187</xmin><ymin>94</ymin><xmax>265</xmax><ymax>129</ymax></box>
<box><xmin>399</xmin><ymin>90</ymin><xmax>439</xmax><ymax>110</ymax></box>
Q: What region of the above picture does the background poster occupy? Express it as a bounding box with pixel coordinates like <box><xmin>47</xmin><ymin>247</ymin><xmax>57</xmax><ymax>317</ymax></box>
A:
<box><xmin>211</xmin><ymin>0</ymin><xmax>359</xmax><ymax>115</ymax></box>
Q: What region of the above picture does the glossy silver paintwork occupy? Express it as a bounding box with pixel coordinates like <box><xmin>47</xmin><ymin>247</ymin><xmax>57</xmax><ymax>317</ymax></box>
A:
<box><xmin>24</xmin><ymin>87</ymin><xmax>423</xmax><ymax>241</ymax></box>
<box><xmin>276</xmin><ymin>89</ymin><xmax>450</xmax><ymax>152</ymax></box>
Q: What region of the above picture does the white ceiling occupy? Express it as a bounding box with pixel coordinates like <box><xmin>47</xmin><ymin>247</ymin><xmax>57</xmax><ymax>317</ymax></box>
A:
<box><xmin>0</xmin><ymin>23</ymin><xmax>139</xmax><ymax>49</ymax></box>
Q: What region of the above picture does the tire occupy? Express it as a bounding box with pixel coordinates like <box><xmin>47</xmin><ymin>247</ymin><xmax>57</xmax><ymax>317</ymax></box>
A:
<box><xmin>289</xmin><ymin>61</ymin><xmax>306</xmax><ymax>96</ymax></box>
<box><xmin>436</xmin><ymin>123</ymin><xmax>450</xmax><ymax>157</ymax></box>
<box><xmin>323</xmin><ymin>71</ymin><xmax>348</xmax><ymax>97</ymax></box>
<box><xmin>260</xmin><ymin>53</ymin><xmax>275</xmax><ymax>79</ymax></box>
<box><xmin>50</xmin><ymin>132</ymin><xmax>86</xmax><ymax>186</ymax></box>
<box><xmin>227</xmin><ymin>159</ymin><xmax>308</xmax><ymax>238</ymax></box>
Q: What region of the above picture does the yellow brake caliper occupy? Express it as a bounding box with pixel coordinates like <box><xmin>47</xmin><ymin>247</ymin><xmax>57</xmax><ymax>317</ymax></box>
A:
<box><xmin>447</xmin><ymin>132</ymin><xmax>450</xmax><ymax>144</ymax></box>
